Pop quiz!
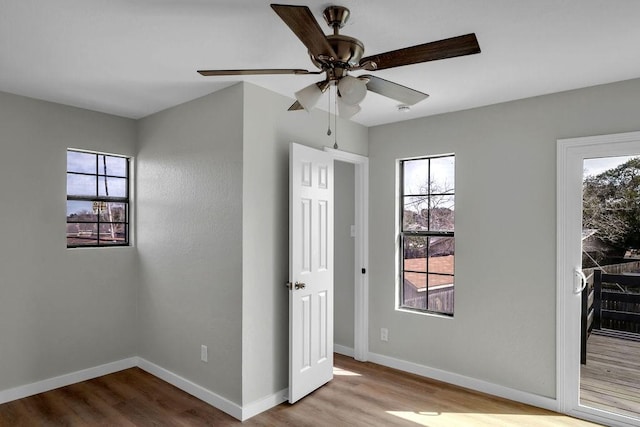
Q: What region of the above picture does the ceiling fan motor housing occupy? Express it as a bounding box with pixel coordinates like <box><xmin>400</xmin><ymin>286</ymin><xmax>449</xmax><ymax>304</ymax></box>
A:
<box><xmin>309</xmin><ymin>5</ymin><xmax>364</xmax><ymax>75</ymax></box>
<box><xmin>310</xmin><ymin>34</ymin><xmax>364</xmax><ymax>71</ymax></box>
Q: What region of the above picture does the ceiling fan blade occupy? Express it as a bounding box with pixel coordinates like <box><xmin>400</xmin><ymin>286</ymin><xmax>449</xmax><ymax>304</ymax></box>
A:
<box><xmin>288</xmin><ymin>100</ymin><xmax>303</xmax><ymax>111</ymax></box>
<box><xmin>198</xmin><ymin>68</ymin><xmax>313</xmax><ymax>76</ymax></box>
<box><xmin>271</xmin><ymin>4</ymin><xmax>338</xmax><ymax>60</ymax></box>
<box><xmin>361</xmin><ymin>75</ymin><xmax>429</xmax><ymax>105</ymax></box>
<box><xmin>360</xmin><ymin>33</ymin><xmax>480</xmax><ymax>71</ymax></box>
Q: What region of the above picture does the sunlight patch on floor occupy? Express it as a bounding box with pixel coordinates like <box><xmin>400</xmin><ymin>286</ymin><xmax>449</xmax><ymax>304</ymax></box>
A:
<box><xmin>333</xmin><ymin>367</ymin><xmax>361</xmax><ymax>376</ymax></box>
<box><xmin>386</xmin><ymin>411</ymin><xmax>440</xmax><ymax>425</ymax></box>
<box><xmin>386</xmin><ymin>411</ymin><xmax>592</xmax><ymax>426</ymax></box>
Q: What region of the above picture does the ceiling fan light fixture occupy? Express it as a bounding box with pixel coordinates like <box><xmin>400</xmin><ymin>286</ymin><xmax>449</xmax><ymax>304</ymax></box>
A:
<box><xmin>338</xmin><ymin>98</ymin><xmax>361</xmax><ymax>119</ymax></box>
<box><xmin>337</xmin><ymin>76</ymin><xmax>367</xmax><ymax>105</ymax></box>
<box><xmin>295</xmin><ymin>82</ymin><xmax>324</xmax><ymax>112</ymax></box>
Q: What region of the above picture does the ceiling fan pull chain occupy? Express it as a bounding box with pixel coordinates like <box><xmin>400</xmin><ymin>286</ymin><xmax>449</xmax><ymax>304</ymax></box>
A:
<box><xmin>327</xmin><ymin>85</ymin><xmax>332</xmax><ymax>136</ymax></box>
<box><xmin>334</xmin><ymin>88</ymin><xmax>338</xmax><ymax>150</ymax></box>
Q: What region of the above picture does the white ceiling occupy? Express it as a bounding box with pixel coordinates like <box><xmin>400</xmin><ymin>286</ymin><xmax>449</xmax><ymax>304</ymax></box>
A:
<box><xmin>2</xmin><ymin>0</ymin><xmax>640</xmax><ymax>127</ymax></box>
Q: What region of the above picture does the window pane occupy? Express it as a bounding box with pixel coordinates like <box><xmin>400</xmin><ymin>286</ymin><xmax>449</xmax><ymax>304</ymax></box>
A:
<box><xmin>99</xmin><ymin>223</ymin><xmax>127</xmax><ymax>244</ymax></box>
<box><xmin>66</xmin><ymin>223</ymin><xmax>98</xmax><ymax>246</ymax></box>
<box><xmin>98</xmin><ymin>155</ymin><xmax>127</xmax><ymax>177</ymax></box>
<box><xmin>428</xmin><ymin>274</ymin><xmax>454</xmax><ymax>314</ymax></box>
<box><xmin>98</xmin><ymin>176</ymin><xmax>127</xmax><ymax>197</ymax></box>
<box><xmin>403</xmin><ymin>196</ymin><xmax>429</xmax><ymax>231</ymax></box>
<box><xmin>429</xmin><ymin>195</ymin><xmax>454</xmax><ymax>232</ymax></box>
<box><xmin>404</xmin><ymin>236</ymin><xmax>427</xmax><ymax>271</ymax></box>
<box><xmin>403</xmin><ymin>159</ymin><xmax>429</xmax><ymax>195</ymax></box>
<box><xmin>399</xmin><ymin>154</ymin><xmax>455</xmax><ymax>315</ymax></box>
<box><xmin>66</xmin><ymin>149</ymin><xmax>130</xmax><ymax>248</ymax></box>
<box><xmin>428</xmin><ymin>237</ymin><xmax>455</xmax><ymax>274</ymax></box>
<box><xmin>403</xmin><ymin>272</ymin><xmax>426</xmax><ymax>310</ymax></box>
<box><xmin>66</xmin><ymin>201</ymin><xmax>97</xmax><ymax>222</ymax></box>
<box><xmin>429</xmin><ymin>156</ymin><xmax>455</xmax><ymax>194</ymax></box>
<box><xmin>67</xmin><ymin>151</ymin><xmax>96</xmax><ymax>174</ymax></box>
<box><xmin>98</xmin><ymin>202</ymin><xmax>127</xmax><ymax>222</ymax></box>
<box><xmin>67</xmin><ymin>173</ymin><xmax>96</xmax><ymax>197</ymax></box>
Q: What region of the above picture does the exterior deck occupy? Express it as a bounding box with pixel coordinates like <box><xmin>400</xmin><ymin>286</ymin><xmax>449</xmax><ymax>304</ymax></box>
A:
<box><xmin>580</xmin><ymin>332</ymin><xmax>640</xmax><ymax>419</ymax></box>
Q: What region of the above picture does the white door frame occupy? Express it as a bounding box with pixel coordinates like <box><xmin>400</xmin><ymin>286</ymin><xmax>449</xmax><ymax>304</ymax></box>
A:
<box><xmin>557</xmin><ymin>130</ymin><xmax>640</xmax><ymax>427</ymax></box>
<box><xmin>324</xmin><ymin>147</ymin><xmax>369</xmax><ymax>362</ymax></box>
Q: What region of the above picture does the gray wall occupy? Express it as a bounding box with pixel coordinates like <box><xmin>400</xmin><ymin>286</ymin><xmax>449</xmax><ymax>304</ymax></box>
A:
<box><xmin>0</xmin><ymin>91</ymin><xmax>138</xmax><ymax>390</ymax></box>
<box><xmin>334</xmin><ymin>161</ymin><xmax>355</xmax><ymax>350</ymax></box>
<box><xmin>0</xmin><ymin>82</ymin><xmax>367</xmax><ymax>409</ymax></box>
<box><xmin>241</xmin><ymin>83</ymin><xmax>368</xmax><ymax>404</ymax></box>
<box><xmin>136</xmin><ymin>85</ymin><xmax>244</xmax><ymax>404</ymax></box>
<box><xmin>7</xmin><ymin>74</ymin><xmax>637</xmax><ymax>410</ymax></box>
<box><xmin>368</xmin><ymin>77</ymin><xmax>640</xmax><ymax>398</ymax></box>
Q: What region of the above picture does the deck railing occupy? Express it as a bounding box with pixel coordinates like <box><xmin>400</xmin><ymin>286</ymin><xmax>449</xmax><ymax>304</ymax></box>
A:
<box><xmin>593</xmin><ymin>270</ymin><xmax>640</xmax><ymax>333</ymax></box>
<box><xmin>582</xmin><ymin>270</ymin><xmax>640</xmax><ymax>364</ymax></box>
<box><xmin>581</xmin><ymin>272</ymin><xmax>595</xmax><ymax>365</ymax></box>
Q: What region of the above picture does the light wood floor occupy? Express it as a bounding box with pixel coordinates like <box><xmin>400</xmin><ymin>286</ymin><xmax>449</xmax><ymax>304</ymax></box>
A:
<box><xmin>0</xmin><ymin>354</ymin><xmax>599</xmax><ymax>426</ymax></box>
<box><xmin>581</xmin><ymin>333</ymin><xmax>640</xmax><ymax>419</ymax></box>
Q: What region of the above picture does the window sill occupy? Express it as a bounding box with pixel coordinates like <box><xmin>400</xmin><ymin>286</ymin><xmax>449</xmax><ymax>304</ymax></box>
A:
<box><xmin>396</xmin><ymin>306</ymin><xmax>454</xmax><ymax>319</ymax></box>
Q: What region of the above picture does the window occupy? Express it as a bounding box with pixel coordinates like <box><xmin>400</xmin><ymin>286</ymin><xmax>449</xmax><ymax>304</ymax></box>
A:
<box><xmin>66</xmin><ymin>149</ymin><xmax>130</xmax><ymax>247</ymax></box>
<box><xmin>400</xmin><ymin>154</ymin><xmax>455</xmax><ymax>316</ymax></box>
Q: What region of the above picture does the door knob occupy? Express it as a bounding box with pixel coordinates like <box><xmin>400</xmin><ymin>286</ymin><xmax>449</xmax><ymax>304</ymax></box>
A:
<box><xmin>285</xmin><ymin>281</ymin><xmax>306</xmax><ymax>290</ymax></box>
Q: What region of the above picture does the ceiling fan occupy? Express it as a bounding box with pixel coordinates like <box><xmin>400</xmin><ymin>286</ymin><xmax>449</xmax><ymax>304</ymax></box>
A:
<box><xmin>198</xmin><ymin>4</ymin><xmax>481</xmax><ymax>118</ymax></box>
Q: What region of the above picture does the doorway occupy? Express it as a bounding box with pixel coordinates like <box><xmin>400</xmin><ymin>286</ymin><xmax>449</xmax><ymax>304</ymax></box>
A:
<box><xmin>557</xmin><ymin>131</ymin><xmax>640</xmax><ymax>427</ymax></box>
<box><xmin>325</xmin><ymin>147</ymin><xmax>369</xmax><ymax>362</ymax></box>
<box><xmin>334</xmin><ymin>160</ymin><xmax>356</xmax><ymax>357</ymax></box>
<box><xmin>287</xmin><ymin>145</ymin><xmax>369</xmax><ymax>404</ymax></box>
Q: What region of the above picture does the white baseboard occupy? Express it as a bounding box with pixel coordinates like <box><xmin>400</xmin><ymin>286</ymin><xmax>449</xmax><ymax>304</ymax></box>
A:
<box><xmin>0</xmin><ymin>356</ymin><xmax>285</xmax><ymax>422</ymax></box>
<box><xmin>367</xmin><ymin>351</ymin><xmax>559</xmax><ymax>413</ymax></box>
<box><xmin>0</xmin><ymin>357</ymin><xmax>137</xmax><ymax>405</ymax></box>
<box><xmin>136</xmin><ymin>358</ymin><xmax>243</xmax><ymax>420</ymax></box>
<box><xmin>241</xmin><ymin>388</ymin><xmax>288</xmax><ymax>421</ymax></box>
<box><xmin>334</xmin><ymin>344</ymin><xmax>355</xmax><ymax>358</ymax></box>
<box><xmin>137</xmin><ymin>358</ymin><xmax>288</xmax><ymax>421</ymax></box>
<box><xmin>3</xmin><ymin>352</ymin><xmax>554</xmax><ymax>424</ymax></box>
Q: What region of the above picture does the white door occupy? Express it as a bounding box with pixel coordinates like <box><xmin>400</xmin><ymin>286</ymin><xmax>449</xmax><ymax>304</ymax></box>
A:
<box><xmin>557</xmin><ymin>131</ymin><xmax>640</xmax><ymax>427</ymax></box>
<box><xmin>289</xmin><ymin>143</ymin><xmax>334</xmax><ymax>403</ymax></box>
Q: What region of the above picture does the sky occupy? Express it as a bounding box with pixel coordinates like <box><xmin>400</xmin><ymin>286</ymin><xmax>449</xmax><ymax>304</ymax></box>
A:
<box><xmin>583</xmin><ymin>155</ymin><xmax>635</xmax><ymax>178</ymax></box>
<box><xmin>403</xmin><ymin>156</ymin><xmax>455</xmax><ymax>195</ymax></box>
<box><xmin>66</xmin><ymin>151</ymin><xmax>128</xmax><ymax>216</ymax></box>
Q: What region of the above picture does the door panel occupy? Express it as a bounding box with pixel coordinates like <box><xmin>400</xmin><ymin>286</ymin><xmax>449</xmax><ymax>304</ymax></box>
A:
<box><xmin>289</xmin><ymin>143</ymin><xmax>334</xmax><ymax>403</ymax></box>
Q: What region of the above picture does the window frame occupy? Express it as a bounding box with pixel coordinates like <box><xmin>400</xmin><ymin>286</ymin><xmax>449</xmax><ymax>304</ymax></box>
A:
<box><xmin>398</xmin><ymin>154</ymin><xmax>455</xmax><ymax>316</ymax></box>
<box><xmin>66</xmin><ymin>149</ymin><xmax>131</xmax><ymax>248</ymax></box>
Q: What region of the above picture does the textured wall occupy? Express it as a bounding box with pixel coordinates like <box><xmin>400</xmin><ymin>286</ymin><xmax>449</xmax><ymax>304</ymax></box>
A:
<box><xmin>368</xmin><ymin>78</ymin><xmax>640</xmax><ymax>398</ymax></box>
<box><xmin>0</xmin><ymin>91</ymin><xmax>138</xmax><ymax>391</ymax></box>
<box><xmin>136</xmin><ymin>85</ymin><xmax>244</xmax><ymax>404</ymax></box>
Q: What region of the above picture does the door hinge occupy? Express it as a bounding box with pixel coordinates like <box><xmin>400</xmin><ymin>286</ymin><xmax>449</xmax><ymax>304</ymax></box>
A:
<box><xmin>361</xmin><ymin>268</ymin><xmax>366</xmax><ymax>274</ymax></box>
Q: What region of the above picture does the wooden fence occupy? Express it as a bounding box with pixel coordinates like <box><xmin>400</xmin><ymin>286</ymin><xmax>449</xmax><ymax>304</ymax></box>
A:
<box><xmin>403</xmin><ymin>280</ymin><xmax>454</xmax><ymax>314</ymax></box>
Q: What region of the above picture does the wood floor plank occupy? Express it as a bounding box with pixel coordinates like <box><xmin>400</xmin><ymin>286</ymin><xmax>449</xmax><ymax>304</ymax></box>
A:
<box><xmin>0</xmin><ymin>354</ymin><xmax>599</xmax><ymax>426</ymax></box>
<box><xmin>580</xmin><ymin>333</ymin><xmax>640</xmax><ymax>419</ymax></box>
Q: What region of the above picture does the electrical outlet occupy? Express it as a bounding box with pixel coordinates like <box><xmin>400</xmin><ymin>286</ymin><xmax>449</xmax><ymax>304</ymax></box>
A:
<box><xmin>380</xmin><ymin>328</ymin><xmax>388</xmax><ymax>342</ymax></box>
<box><xmin>201</xmin><ymin>345</ymin><xmax>208</xmax><ymax>362</ymax></box>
